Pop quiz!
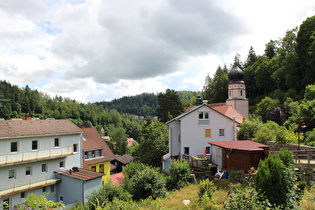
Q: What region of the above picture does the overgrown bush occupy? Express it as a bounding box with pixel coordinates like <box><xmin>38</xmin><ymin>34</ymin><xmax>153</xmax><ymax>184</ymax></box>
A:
<box><xmin>224</xmin><ymin>186</ymin><xmax>274</xmax><ymax>209</ymax></box>
<box><xmin>127</xmin><ymin>167</ymin><xmax>166</xmax><ymax>200</ymax></box>
<box><xmin>15</xmin><ymin>193</ymin><xmax>65</xmax><ymax>210</ymax></box>
<box><xmin>199</xmin><ymin>179</ymin><xmax>216</xmax><ymax>201</ymax></box>
<box><xmin>167</xmin><ymin>159</ymin><xmax>192</xmax><ymax>190</ymax></box>
<box><xmin>255</xmin><ymin>153</ymin><xmax>298</xmax><ymax>208</ymax></box>
<box><xmin>122</xmin><ymin>161</ymin><xmax>148</xmax><ymax>187</ymax></box>
<box><xmin>85</xmin><ymin>182</ymin><xmax>131</xmax><ymax>210</ymax></box>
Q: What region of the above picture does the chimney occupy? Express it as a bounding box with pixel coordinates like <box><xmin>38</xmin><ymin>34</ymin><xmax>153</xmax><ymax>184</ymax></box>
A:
<box><xmin>25</xmin><ymin>114</ymin><xmax>31</xmax><ymax>120</ymax></box>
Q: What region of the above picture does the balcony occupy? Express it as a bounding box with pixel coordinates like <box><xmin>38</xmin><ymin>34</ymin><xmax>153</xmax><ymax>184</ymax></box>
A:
<box><xmin>0</xmin><ymin>146</ymin><xmax>74</xmax><ymax>167</ymax></box>
<box><xmin>0</xmin><ymin>174</ymin><xmax>61</xmax><ymax>198</ymax></box>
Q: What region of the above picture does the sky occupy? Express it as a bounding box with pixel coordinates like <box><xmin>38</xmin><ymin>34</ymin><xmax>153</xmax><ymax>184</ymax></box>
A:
<box><xmin>1</xmin><ymin>0</ymin><xmax>315</xmax><ymax>103</ymax></box>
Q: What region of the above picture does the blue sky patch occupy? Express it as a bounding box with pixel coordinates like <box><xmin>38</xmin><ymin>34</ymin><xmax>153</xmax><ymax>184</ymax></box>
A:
<box><xmin>36</xmin><ymin>21</ymin><xmax>62</xmax><ymax>35</ymax></box>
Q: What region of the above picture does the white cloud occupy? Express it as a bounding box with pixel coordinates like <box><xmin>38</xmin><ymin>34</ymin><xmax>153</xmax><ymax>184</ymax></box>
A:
<box><xmin>0</xmin><ymin>0</ymin><xmax>315</xmax><ymax>103</ymax></box>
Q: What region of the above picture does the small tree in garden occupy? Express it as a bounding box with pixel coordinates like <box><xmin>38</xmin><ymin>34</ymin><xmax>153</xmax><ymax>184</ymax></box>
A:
<box><xmin>167</xmin><ymin>159</ymin><xmax>192</xmax><ymax>190</ymax></box>
<box><xmin>255</xmin><ymin>152</ymin><xmax>297</xmax><ymax>208</ymax></box>
<box><xmin>127</xmin><ymin>167</ymin><xmax>166</xmax><ymax>200</ymax></box>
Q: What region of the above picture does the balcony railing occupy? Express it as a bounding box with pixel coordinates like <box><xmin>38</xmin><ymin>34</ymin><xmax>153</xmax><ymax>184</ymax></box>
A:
<box><xmin>0</xmin><ymin>146</ymin><xmax>74</xmax><ymax>166</ymax></box>
<box><xmin>0</xmin><ymin>174</ymin><xmax>61</xmax><ymax>198</ymax></box>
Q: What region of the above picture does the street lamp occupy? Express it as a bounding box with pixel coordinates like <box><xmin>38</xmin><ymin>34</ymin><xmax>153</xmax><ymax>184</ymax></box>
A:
<box><xmin>297</xmin><ymin>120</ymin><xmax>306</xmax><ymax>162</ymax></box>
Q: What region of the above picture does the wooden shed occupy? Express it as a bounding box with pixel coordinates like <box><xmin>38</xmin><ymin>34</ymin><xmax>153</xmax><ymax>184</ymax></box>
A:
<box><xmin>208</xmin><ymin>140</ymin><xmax>269</xmax><ymax>171</ymax></box>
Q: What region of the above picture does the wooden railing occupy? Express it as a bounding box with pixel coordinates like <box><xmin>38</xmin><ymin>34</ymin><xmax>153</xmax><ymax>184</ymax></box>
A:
<box><xmin>0</xmin><ymin>174</ymin><xmax>60</xmax><ymax>197</ymax></box>
<box><xmin>0</xmin><ymin>146</ymin><xmax>74</xmax><ymax>166</ymax></box>
<box><xmin>270</xmin><ymin>150</ymin><xmax>315</xmax><ymax>165</ymax></box>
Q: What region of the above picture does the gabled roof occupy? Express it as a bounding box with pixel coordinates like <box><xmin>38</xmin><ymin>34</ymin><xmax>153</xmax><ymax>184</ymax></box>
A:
<box><xmin>115</xmin><ymin>154</ymin><xmax>134</xmax><ymax>165</ymax></box>
<box><xmin>111</xmin><ymin>172</ymin><xmax>124</xmax><ymax>185</ymax></box>
<box><xmin>82</xmin><ymin>127</ymin><xmax>115</xmax><ymax>168</ymax></box>
<box><xmin>59</xmin><ymin>168</ymin><xmax>103</xmax><ymax>181</ymax></box>
<box><xmin>0</xmin><ymin>119</ymin><xmax>82</xmax><ymax>139</ymax></box>
<box><xmin>166</xmin><ymin>103</ymin><xmax>243</xmax><ymax>124</ymax></box>
<box><xmin>208</xmin><ymin>140</ymin><xmax>269</xmax><ymax>151</ymax></box>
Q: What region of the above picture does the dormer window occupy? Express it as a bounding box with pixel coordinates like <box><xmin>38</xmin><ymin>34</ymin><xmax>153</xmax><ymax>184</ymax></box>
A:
<box><xmin>199</xmin><ymin>112</ymin><xmax>209</xmax><ymax>125</ymax></box>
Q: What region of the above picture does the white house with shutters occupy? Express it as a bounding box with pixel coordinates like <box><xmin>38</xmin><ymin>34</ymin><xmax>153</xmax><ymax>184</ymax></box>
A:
<box><xmin>0</xmin><ymin>119</ymin><xmax>86</xmax><ymax>209</ymax></box>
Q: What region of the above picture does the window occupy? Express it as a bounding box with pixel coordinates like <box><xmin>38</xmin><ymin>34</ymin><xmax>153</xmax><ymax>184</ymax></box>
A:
<box><xmin>205</xmin><ymin>129</ymin><xmax>211</xmax><ymax>137</ymax></box>
<box><xmin>32</xmin><ymin>140</ymin><xmax>38</xmax><ymax>150</ymax></box>
<box><xmin>73</xmin><ymin>144</ymin><xmax>78</xmax><ymax>153</ymax></box>
<box><xmin>42</xmin><ymin>186</ymin><xmax>46</xmax><ymax>192</ymax></box>
<box><xmin>3</xmin><ymin>198</ymin><xmax>9</xmax><ymax>210</ymax></box>
<box><xmin>99</xmin><ymin>164</ymin><xmax>104</xmax><ymax>173</ymax></box>
<box><xmin>9</xmin><ymin>169</ymin><xmax>15</xmax><ymax>179</ymax></box>
<box><xmin>205</xmin><ymin>146</ymin><xmax>210</xmax><ymax>154</ymax></box>
<box><xmin>26</xmin><ymin>166</ymin><xmax>31</xmax><ymax>175</ymax></box>
<box><xmin>219</xmin><ymin>129</ymin><xmax>225</xmax><ymax>137</ymax></box>
<box><xmin>54</xmin><ymin>138</ymin><xmax>60</xmax><ymax>147</ymax></box>
<box><xmin>184</xmin><ymin>147</ymin><xmax>189</xmax><ymax>155</ymax></box>
<box><xmin>59</xmin><ymin>161</ymin><xmax>65</xmax><ymax>168</ymax></box>
<box><xmin>91</xmin><ymin>166</ymin><xmax>96</xmax><ymax>172</ymax></box>
<box><xmin>50</xmin><ymin>185</ymin><xmax>55</xmax><ymax>193</ymax></box>
<box><xmin>59</xmin><ymin>195</ymin><xmax>64</xmax><ymax>202</ymax></box>
<box><xmin>198</xmin><ymin>112</ymin><xmax>209</xmax><ymax>125</ymax></box>
<box><xmin>11</xmin><ymin>142</ymin><xmax>18</xmax><ymax>153</ymax></box>
<box><xmin>21</xmin><ymin>192</ymin><xmax>26</xmax><ymax>198</ymax></box>
<box><xmin>42</xmin><ymin>164</ymin><xmax>47</xmax><ymax>172</ymax></box>
<box><xmin>84</xmin><ymin>152</ymin><xmax>88</xmax><ymax>159</ymax></box>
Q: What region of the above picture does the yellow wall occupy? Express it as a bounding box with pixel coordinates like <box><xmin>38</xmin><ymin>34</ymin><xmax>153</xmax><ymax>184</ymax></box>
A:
<box><xmin>88</xmin><ymin>160</ymin><xmax>111</xmax><ymax>184</ymax></box>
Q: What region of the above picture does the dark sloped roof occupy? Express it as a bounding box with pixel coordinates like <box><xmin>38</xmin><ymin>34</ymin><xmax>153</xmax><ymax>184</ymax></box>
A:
<box><xmin>0</xmin><ymin>119</ymin><xmax>82</xmax><ymax>139</ymax></box>
<box><xmin>82</xmin><ymin>127</ymin><xmax>116</xmax><ymax>169</ymax></box>
<box><xmin>115</xmin><ymin>154</ymin><xmax>134</xmax><ymax>165</ymax></box>
<box><xmin>59</xmin><ymin>168</ymin><xmax>103</xmax><ymax>181</ymax></box>
<box><xmin>208</xmin><ymin>140</ymin><xmax>268</xmax><ymax>151</ymax></box>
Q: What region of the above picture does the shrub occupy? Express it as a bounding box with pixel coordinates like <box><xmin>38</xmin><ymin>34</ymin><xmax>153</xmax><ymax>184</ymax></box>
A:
<box><xmin>224</xmin><ymin>186</ymin><xmax>274</xmax><ymax>209</ymax></box>
<box><xmin>15</xmin><ymin>193</ymin><xmax>65</xmax><ymax>209</ymax></box>
<box><xmin>255</xmin><ymin>153</ymin><xmax>297</xmax><ymax>208</ymax></box>
<box><xmin>127</xmin><ymin>167</ymin><xmax>166</xmax><ymax>200</ymax></box>
<box><xmin>199</xmin><ymin>179</ymin><xmax>216</xmax><ymax>200</ymax></box>
<box><xmin>167</xmin><ymin>159</ymin><xmax>192</xmax><ymax>190</ymax></box>
<box><xmin>85</xmin><ymin>182</ymin><xmax>131</xmax><ymax>210</ymax></box>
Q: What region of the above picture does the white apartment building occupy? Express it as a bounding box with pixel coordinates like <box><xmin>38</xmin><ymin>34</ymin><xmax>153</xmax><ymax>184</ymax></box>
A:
<box><xmin>0</xmin><ymin>119</ymin><xmax>83</xmax><ymax>209</ymax></box>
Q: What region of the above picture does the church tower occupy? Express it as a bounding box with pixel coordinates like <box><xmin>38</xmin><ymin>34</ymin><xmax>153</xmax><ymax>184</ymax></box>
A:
<box><xmin>226</xmin><ymin>63</ymin><xmax>249</xmax><ymax>118</ymax></box>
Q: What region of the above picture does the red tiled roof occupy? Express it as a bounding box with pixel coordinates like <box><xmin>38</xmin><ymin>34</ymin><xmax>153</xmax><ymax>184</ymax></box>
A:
<box><xmin>111</xmin><ymin>172</ymin><xmax>124</xmax><ymax>185</ymax></box>
<box><xmin>115</xmin><ymin>154</ymin><xmax>134</xmax><ymax>165</ymax></box>
<box><xmin>127</xmin><ymin>138</ymin><xmax>135</xmax><ymax>143</ymax></box>
<box><xmin>212</xmin><ymin>105</ymin><xmax>243</xmax><ymax>124</ymax></box>
<box><xmin>82</xmin><ymin>127</ymin><xmax>115</xmax><ymax>169</ymax></box>
<box><xmin>110</xmin><ymin>163</ymin><xmax>117</xmax><ymax>171</ymax></box>
<box><xmin>185</xmin><ymin>103</ymin><xmax>243</xmax><ymax>124</ymax></box>
<box><xmin>208</xmin><ymin>140</ymin><xmax>269</xmax><ymax>151</ymax></box>
<box><xmin>59</xmin><ymin>168</ymin><xmax>103</xmax><ymax>181</ymax></box>
<box><xmin>0</xmin><ymin>119</ymin><xmax>82</xmax><ymax>139</ymax></box>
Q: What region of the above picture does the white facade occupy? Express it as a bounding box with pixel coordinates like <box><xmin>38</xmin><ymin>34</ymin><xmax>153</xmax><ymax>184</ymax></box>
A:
<box><xmin>0</xmin><ymin>120</ymin><xmax>82</xmax><ymax>209</ymax></box>
<box><xmin>166</xmin><ymin>104</ymin><xmax>240</xmax><ymax>160</ymax></box>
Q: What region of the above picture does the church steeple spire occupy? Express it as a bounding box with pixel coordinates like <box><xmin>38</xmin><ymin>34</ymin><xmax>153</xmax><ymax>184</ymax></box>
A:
<box><xmin>226</xmin><ymin>55</ymin><xmax>249</xmax><ymax>118</ymax></box>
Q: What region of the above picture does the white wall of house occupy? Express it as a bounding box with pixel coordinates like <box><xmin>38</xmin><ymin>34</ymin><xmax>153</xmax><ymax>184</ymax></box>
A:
<box><xmin>0</xmin><ymin>133</ymin><xmax>82</xmax><ymax>208</ymax></box>
<box><xmin>211</xmin><ymin>145</ymin><xmax>223</xmax><ymax>169</ymax></box>
<box><xmin>168</xmin><ymin>121</ymin><xmax>181</xmax><ymax>157</ymax></box>
<box><xmin>168</xmin><ymin>106</ymin><xmax>237</xmax><ymax>158</ymax></box>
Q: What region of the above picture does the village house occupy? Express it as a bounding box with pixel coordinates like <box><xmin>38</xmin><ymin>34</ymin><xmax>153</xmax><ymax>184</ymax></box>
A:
<box><xmin>163</xmin><ymin>63</ymin><xmax>251</xmax><ymax>172</ymax></box>
<box><xmin>81</xmin><ymin>127</ymin><xmax>116</xmax><ymax>184</ymax></box>
<box><xmin>0</xmin><ymin>119</ymin><xmax>106</xmax><ymax>208</ymax></box>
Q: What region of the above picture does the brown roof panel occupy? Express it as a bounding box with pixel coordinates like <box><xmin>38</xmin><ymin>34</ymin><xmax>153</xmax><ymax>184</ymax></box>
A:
<box><xmin>0</xmin><ymin>119</ymin><xmax>82</xmax><ymax>139</ymax></box>
<box><xmin>116</xmin><ymin>154</ymin><xmax>134</xmax><ymax>165</ymax></box>
<box><xmin>82</xmin><ymin>127</ymin><xmax>115</xmax><ymax>169</ymax></box>
<box><xmin>208</xmin><ymin>140</ymin><xmax>268</xmax><ymax>151</ymax></box>
<box><xmin>59</xmin><ymin>168</ymin><xmax>103</xmax><ymax>181</ymax></box>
